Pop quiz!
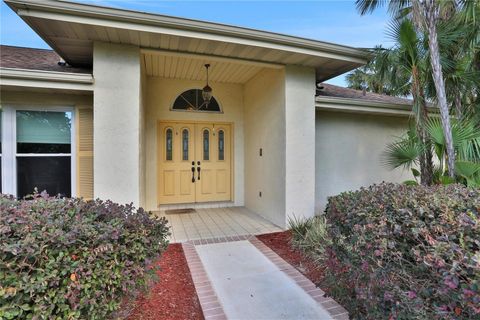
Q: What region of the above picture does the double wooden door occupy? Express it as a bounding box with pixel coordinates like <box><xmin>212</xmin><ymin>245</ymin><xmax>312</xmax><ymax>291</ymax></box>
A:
<box><xmin>158</xmin><ymin>122</ymin><xmax>231</xmax><ymax>204</ymax></box>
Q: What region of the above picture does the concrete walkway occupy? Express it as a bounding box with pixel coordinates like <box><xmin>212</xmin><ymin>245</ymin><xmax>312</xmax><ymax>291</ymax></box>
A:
<box><xmin>182</xmin><ymin>236</ymin><xmax>348</xmax><ymax>320</ymax></box>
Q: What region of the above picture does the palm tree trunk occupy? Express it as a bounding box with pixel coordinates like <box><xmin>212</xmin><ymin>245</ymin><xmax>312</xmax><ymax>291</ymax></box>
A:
<box><xmin>454</xmin><ymin>91</ymin><xmax>462</xmax><ymax>119</ymax></box>
<box><xmin>412</xmin><ymin>67</ymin><xmax>434</xmax><ymax>185</ymax></box>
<box><xmin>418</xmin><ymin>0</ymin><xmax>456</xmax><ymax>177</ymax></box>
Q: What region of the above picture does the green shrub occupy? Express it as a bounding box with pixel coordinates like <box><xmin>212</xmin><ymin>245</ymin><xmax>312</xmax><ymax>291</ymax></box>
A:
<box><xmin>0</xmin><ymin>193</ymin><xmax>169</xmax><ymax>319</ymax></box>
<box><xmin>292</xmin><ymin>183</ymin><xmax>480</xmax><ymax>319</ymax></box>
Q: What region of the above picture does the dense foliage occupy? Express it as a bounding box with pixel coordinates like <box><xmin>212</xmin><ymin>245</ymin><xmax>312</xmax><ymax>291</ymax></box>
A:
<box><xmin>0</xmin><ymin>193</ymin><xmax>169</xmax><ymax>319</ymax></box>
<box><xmin>291</xmin><ymin>183</ymin><xmax>480</xmax><ymax>319</ymax></box>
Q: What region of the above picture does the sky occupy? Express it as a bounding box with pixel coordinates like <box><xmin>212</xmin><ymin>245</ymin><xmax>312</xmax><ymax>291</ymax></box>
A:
<box><xmin>0</xmin><ymin>0</ymin><xmax>392</xmax><ymax>86</ymax></box>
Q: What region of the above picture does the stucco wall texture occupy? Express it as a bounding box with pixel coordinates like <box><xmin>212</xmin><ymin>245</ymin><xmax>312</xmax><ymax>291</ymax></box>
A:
<box><xmin>315</xmin><ymin>110</ymin><xmax>411</xmax><ymax>213</ymax></box>
<box><xmin>93</xmin><ymin>42</ymin><xmax>142</xmax><ymax>207</ymax></box>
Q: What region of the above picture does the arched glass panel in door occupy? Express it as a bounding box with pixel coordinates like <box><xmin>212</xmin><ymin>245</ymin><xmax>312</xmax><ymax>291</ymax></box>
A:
<box><xmin>172</xmin><ymin>89</ymin><xmax>221</xmax><ymax>112</ymax></box>
<box><xmin>218</xmin><ymin>130</ymin><xmax>225</xmax><ymax>161</ymax></box>
<box><xmin>203</xmin><ymin>129</ymin><xmax>210</xmax><ymax>161</ymax></box>
<box><xmin>182</xmin><ymin>129</ymin><xmax>189</xmax><ymax>161</ymax></box>
<box><xmin>166</xmin><ymin>128</ymin><xmax>173</xmax><ymax>161</ymax></box>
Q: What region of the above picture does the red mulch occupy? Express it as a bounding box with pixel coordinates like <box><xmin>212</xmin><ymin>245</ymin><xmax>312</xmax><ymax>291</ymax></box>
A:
<box><xmin>126</xmin><ymin>244</ymin><xmax>204</xmax><ymax>320</ymax></box>
<box><xmin>256</xmin><ymin>231</ymin><xmax>326</xmax><ymax>288</ymax></box>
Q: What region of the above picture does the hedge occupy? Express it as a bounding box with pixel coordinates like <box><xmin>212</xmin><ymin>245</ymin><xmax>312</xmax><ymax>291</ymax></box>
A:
<box><xmin>0</xmin><ymin>193</ymin><xmax>169</xmax><ymax>319</ymax></box>
<box><xmin>291</xmin><ymin>183</ymin><xmax>480</xmax><ymax>319</ymax></box>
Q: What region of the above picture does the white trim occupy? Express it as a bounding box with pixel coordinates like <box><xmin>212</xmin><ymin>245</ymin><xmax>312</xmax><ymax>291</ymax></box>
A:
<box><xmin>0</xmin><ymin>105</ymin><xmax>76</xmax><ymax>197</ymax></box>
<box><xmin>6</xmin><ymin>0</ymin><xmax>368</xmax><ymax>62</ymax></box>
<box><xmin>16</xmin><ymin>153</ymin><xmax>71</xmax><ymax>157</ymax></box>
<box><xmin>0</xmin><ymin>67</ymin><xmax>94</xmax><ymax>92</ymax></box>
<box><xmin>0</xmin><ymin>68</ymin><xmax>93</xmax><ymax>84</ymax></box>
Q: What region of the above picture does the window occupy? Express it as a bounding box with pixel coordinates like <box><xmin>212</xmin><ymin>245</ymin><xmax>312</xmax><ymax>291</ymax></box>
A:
<box><xmin>0</xmin><ymin>107</ymin><xmax>75</xmax><ymax>198</ymax></box>
<box><xmin>16</xmin><ymin>111</ymin><xmax>72</xmax><ymax>198</ymax></box>
<box><xmin>166</xmin><ymin>128</ymin><xmax>173</xmax><ymax>161</ymax></box>
<box><xmin>172</xmin><ymin>89</ymin><xmax>221</xmax><ymax>112</ymax></box>
<box><xmin>203</xmin><ymin>129</ymin><xmax>209</xmax><ymax>161</ymax></box>
<box><xmin>218</xmin><ymin>130</ymin><xmax>225</xmax><ymax>161</ymax></box>
<box><xmin>182</xmin><ymin>129</ymin><xmax>189</xmax><ymax>161</ymax></box>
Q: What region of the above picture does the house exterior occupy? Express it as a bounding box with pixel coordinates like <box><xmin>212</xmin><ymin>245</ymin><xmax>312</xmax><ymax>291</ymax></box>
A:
<box><xmin>0</xmin><ymin>0</ymin><xmax>412</xmax><ymax>228</ymax></box>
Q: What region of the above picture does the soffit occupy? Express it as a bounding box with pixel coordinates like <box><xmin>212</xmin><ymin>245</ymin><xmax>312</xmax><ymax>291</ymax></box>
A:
<box><xmin>6</xmin><ymin>0</ymin><xmax>368</xmax><ymax>81</ymax></box>
<box><xmin>142</xmin><ymin>51</ymin><xmax>265</xmax><ymax>84</ymax></box>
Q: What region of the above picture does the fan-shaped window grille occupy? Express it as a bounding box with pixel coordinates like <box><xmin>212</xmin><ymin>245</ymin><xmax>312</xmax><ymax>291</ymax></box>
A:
<box><xmin>172</xmin><ymin>89</ymin><xmax>221</xmax><ymax>112</ymax></box>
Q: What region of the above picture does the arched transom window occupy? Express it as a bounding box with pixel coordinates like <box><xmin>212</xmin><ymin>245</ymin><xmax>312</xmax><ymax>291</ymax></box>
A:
<box><xmin>172</xmin><ymin>89</ymin><xmax>221</xmax><ymax>112</ymax></box>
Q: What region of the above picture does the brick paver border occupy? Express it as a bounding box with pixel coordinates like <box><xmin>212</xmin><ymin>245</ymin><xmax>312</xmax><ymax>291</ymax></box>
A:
<box><xmin>182</xmin><ymin>235</ymin><xmax>349</xmax><ymax>320</ymax></box>
<box><xmin>249</xmin><ymin>237</ymin><xmax>349</xmax><ymax>320</ymax></box>
<box><xmin>182</xmin><ymin>242</ymin><xmax>227</xmax><ymax>320</ymax></box>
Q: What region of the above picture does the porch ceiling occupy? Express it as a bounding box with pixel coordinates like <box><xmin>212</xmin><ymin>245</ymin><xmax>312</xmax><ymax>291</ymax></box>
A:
<box><xmin>142</xmin><ymin>51</ymin><xmax>268</xmax><ymax>84</ymax></box>
<box><xmin>5</xmin><ymin>0</ymin><xmax>369</xmax><ymax>82</ymax></box>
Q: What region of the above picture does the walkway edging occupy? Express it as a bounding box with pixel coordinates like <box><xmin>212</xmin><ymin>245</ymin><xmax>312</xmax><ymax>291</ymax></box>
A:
<box><xmin>249</xmin><ymin>237</ymin><xmax>349</xmax><ymax>320</ymax></box>
<box><xmin>182</xmin><ymin>242</ymin><xmax>227</xmax><ymax>320</ymax></box>
<box><xmin>183</xmin><ymin>236</ymin><xmax>349</xmax><ymax>320</ymax></box>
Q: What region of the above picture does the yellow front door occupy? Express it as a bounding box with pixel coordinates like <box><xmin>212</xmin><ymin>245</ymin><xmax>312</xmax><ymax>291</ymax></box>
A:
<box><xmin>157</xmin><ymin>121</ymin><xmax>232</xmax><ymax>204</ymax></box>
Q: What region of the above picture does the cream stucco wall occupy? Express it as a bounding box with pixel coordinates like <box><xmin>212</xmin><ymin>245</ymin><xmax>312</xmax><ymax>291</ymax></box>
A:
<box><xmin>244</xmin><ymin>68</ymin><xmax>286</xmax><ymax>227</ymax></box>
<box><xmin>144</xmin><ymin>76</ymin><xmax>245</xmax><ymax>211</ymax></box>
<box><xmin>315</xmin><ymin>110</ymin><xmax>412</xmax><ymax>212</ymax></box>
<box><xmin>285</xmin><ymin>65</ymin><xmax>316</xmax><ymax>224</ymax></box>
<box><xmin>93</xmin><ymin>42</ymin><xmax>142</xmax><ymax>206</ymax></box>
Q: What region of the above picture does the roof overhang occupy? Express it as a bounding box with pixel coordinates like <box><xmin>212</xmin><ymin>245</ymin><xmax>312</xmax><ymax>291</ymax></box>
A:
<box><xmin>316</xmin><ymin>96</ymin><xmax>415</xmax><ymax>117</ymax></box>
<box><xmin>0</xmin><ymin>67</ymin><xmax>94</xmax><ymax>92</ymax></box>
<box><xmin>5</xmin><ymin>0</ymin><xmax>369</xmax><ymax>82</ymax></box>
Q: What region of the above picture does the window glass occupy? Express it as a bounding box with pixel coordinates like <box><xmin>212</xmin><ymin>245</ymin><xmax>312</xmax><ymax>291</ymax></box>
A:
<box><xmin>182</xmin><ymin>129</ymin><xmax>189</xmax><ymax>161</ymax></box>
<box><xmin>172</xmin><ymin>89</ymin><xmax>221</xmax><ymax>112</ymax></box>
<box><xmin>16</xmin><ymin>111</ymin><xmax>71</xmax><ymax>153</ymax></box>
<box><xmin>17</xmin><ymin>157</ymin><xmax>71</xmax><ymax>198</ymax></box>
<box><xmin>218</xmin><ymin>130</ymin><xmax>225</xmax><ymax>161</ymax></box>
<box><xmin>166</xmin><ymin>128</ymin><xmax>173</xmax><ymax>161</ymax></box>
<box><xmin>203</xmin><ymin>129</ymin><xmax>209</xmax><ymax>161</ymax></box>
<box><xmin>15</xmin><ymin>110</ymin><xmax>72</xmax><ymax>198</ymax></box>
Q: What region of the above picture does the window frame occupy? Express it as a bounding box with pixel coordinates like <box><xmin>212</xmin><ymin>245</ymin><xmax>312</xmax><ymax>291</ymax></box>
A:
<box><xmin>1</xmin><ymin>105</ymin><xmax>76</xmax><ymax>198</ymax></box>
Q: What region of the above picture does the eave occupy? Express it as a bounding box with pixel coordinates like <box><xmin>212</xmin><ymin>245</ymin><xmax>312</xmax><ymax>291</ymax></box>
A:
<box><xmin>316</xmin><ymin>96</ymin><xmax>414</xmax><ymax>117</ymax></box>
<box><xmin>5</xmin><ymin>0</ymin><xmax>369</xmax><ymax>82</ymax></box>
<box><xmin>0</xmin><ymin>67</ymin><xmax>94</xmax><ymax>92</ymax></box>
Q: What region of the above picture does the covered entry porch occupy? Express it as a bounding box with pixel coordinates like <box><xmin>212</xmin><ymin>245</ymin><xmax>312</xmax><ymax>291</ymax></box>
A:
<box><xmin>154</xmin><ymin>206</ymin><xmax>282</xmax><ymax>243</ymax></box>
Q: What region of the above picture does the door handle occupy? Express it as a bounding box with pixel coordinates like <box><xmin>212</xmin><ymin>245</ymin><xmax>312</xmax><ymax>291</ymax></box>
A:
<box><xmin>191</xmin><ymin>166</ymin><xmax>195</xmax><ymax>183</ymax></box>
<box><xmin>197</xmin><ymin>165</ymin><xmax>201</xmax><ymax>181</ymax></box>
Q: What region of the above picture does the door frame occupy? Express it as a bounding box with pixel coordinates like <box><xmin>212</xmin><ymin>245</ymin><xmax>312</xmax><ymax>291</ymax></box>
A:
<box><xmin>157</xmin><ymin>119</ymin><xmax>235</xmax><ymax>205</ymax></box>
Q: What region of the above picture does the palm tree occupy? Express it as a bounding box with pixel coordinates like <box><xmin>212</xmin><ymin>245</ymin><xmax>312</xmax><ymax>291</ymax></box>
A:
<box><xmin>373</xmin><ymin>19</ymin><xmax>434</xmax><ymax>184</ymax></box>
<box><xmin>346</xmin><ymin>59</ymin><xmax>399</xmax><ymax>95</ymax></box>
<box><xmin>356</xmin><ymin>0</ymin><xmax>458</xmax><ymax>177</ymax></box>
<box><xmin>384</xmin><ymin>116</ymin><xmax>480</xmax><ymax>187</ymax></box>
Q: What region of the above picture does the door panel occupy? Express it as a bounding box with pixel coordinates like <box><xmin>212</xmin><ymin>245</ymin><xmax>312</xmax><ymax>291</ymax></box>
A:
<box><xmin>195</xmin><ymin>124</ymin><xmax>231</xmax><ymax>202</ymax></box>
<box><xmin>158</xmin><ymin>122</ymin><xmax>232</xmax><ymax>205</ymax></box>
<box><xmin>158</xmin><ymin>123</ymin><xmax>196</xmax><ymax>204</ymax></box>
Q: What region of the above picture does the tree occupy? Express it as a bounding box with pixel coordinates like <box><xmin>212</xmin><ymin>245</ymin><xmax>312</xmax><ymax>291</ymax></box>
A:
<box><xmin>372</xmin><ymin>20</ymin><xmax>434</xmax><ymax>185</ymax></box>
<box><xmin>416</xmin><ymin>0</ymin><xmax>455</xmax><ymax>177</ymax></box>
<box><xmin>345</xmin><ymin>60</ymin><xmax>399</xmax><ymax>95</ymax></box>
<box><xmin>355</xmin><ymin>0</ymin><xmax>458</xmax><ymax>177</ymax></box>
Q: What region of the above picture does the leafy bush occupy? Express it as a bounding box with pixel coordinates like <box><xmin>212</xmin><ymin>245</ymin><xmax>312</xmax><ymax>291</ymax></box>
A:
<box><xmin>0</xmin><ymin>193</ymin><xmax>169</xmax><ymax>319</ymax></box>
<box><xmin>291</xmin><ymin>183</ymin><xmax>480</xmax><ymax>319</ymax></box>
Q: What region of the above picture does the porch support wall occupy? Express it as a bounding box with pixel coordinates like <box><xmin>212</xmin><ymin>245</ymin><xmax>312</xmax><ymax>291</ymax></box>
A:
<box><xmin>93</xmin><ymin>42</ymin><xmax>142</xmax><ymax>206</ymax></box>
<box><xmin>284</xmin><ymin>65</ymin><xmax>316</xmax><ymax>224</ymax></box>
<box><xmin>244</xmin><ymin>68</ymin><xmax>286</xmax><ymax>227</ymax></box>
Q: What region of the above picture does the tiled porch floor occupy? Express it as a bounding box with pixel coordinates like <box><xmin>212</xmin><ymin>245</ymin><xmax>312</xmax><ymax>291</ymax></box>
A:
<box><xmin>153</xmin><ymin>207</ymin><xmax>283</xmax><ymax>243</ymax></box>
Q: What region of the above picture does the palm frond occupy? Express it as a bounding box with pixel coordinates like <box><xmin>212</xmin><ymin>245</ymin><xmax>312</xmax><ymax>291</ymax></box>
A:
<box><xmin>383</xmin><ymin>135</ymin><xmax>422</xmax><ymax>169</ymax></box>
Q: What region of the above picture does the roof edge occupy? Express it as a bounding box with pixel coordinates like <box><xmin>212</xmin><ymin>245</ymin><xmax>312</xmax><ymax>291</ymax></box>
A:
<box><xmin>0</xmin><ymin>67</ymin><xmax>94</xmax><ymax>84</ymax></box>
<box><xmin>5</xmin><ymin>0</ymin><xmax>369</xmax><ymax>63</ymax></box>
